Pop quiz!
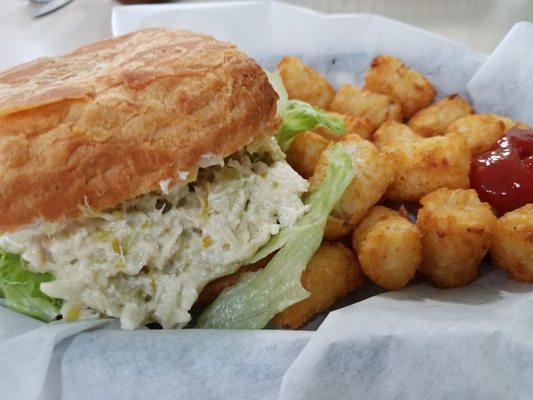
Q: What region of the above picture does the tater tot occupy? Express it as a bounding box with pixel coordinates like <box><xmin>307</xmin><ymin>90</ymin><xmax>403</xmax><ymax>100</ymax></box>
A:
<box><xmin>489</xmin><ymin>114</ymin><xmax>530</xmax><ymax>132</ymax></box>
<box><xmin>311</xmin><ymin>134</ymin><xmax>396</xmax><ymax>225</ymax></box>
<box><xmin>416</xmin><ymin>188</ymin><xmax>496</xmax><ymax>288</ymax></box>
<box><xmin>372</xmin><ymin>121</ymin><xmax>422</xmax><ymax>149</ymax></box>
<box><xmin>446</xmin><ymin>114</ymin><xmax>505</xmax><ymax>156</ymax></box>
<box><xmin>490</xmin><ymin>205</ymin><xmax>533</xmax><ymax>282</ymax></box>
<box><xmin>384</xmin><ymin>133</ymin><xmax>471</xmax><ymax>201</ymax></box>
<box><xmin>352</xmin><ymin>206</ymin><xmax>422</xmax><ymax>290</ymax></box>
<box><xmin>277</xmin><ymin>56</ymin><xmax>335</xmax><ymax>109</ymax></box>
<box><xmin>324</xmin><ymin>215</ymin><xmax>352</xmax><ymax>241</ymax></box>
<box><xmin>329</xmin><ymin>84</ymin><xmax>402</xmax><ymax>131</ymax></box>
<box><xmin>313</xmin><ymin>113</ymin><xmax>373</xmax><ymax>141</ymax></box>
<box><xmin>351</xmin><ymin>206</ymin><xmax>399</xmax><ymax>251</ymax></box>
<box><xmin>285</xmin><ymin>131</ymin><xmax>330</xmax><ymax>178</ymax></box>
<box><xmin>193</xmin><ymin>258</ymin><xmax>270</xmax><ymax>308</ymax></box>
<box><xmin>408</xmin><ymin>94</ymin><xmax>474</xmax><ymax>137</ymax></box>
<box><xmin>273</xmin><ymin>242</ymin><xmax>364</xmax><ymax>329</ymax></box>
<box><xmin>364</xmin><ymin>55</ymin><xmax>436</xmax><ymax>118</ymax></box>
<box><xmin>341</xmin><ymin>114</ymin><xmax>374</xmax><ymax>140</ymax></box>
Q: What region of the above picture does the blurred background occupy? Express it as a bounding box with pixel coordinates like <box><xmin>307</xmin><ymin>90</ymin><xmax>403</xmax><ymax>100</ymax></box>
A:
<box><xmin>1</xmin><ymin>0</ymin><xmax>532</xmax><ymax>69</ymax></box>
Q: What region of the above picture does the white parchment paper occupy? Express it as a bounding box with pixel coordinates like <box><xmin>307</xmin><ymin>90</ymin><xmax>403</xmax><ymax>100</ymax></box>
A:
<box><xmin>280</xmin><ymin>268</ymin><xmax>533</xmax><ymax>400</ymax></box>
<box><xmin>468</xmin><ymin>22</ymin><xmax>533</xmax><ymax>126</ymax></box>
<box><xmin>1</xmin><ymin>3</ymin><xmax>532</xmax><ymax>399</ymax></box>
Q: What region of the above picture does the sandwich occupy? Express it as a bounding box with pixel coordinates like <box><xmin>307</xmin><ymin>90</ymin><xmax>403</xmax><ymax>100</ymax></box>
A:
<box><xmin>0</xmin><ymin>29</ymin><xmax>353</xmax><ymax>329</ymax></box>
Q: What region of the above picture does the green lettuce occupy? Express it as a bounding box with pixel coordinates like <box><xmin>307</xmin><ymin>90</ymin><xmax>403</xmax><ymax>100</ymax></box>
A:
<box><xmin>276</xmin><ymin>100</ymin><xmax>345</xmax><ymax>151</ymax></box>
<box><xmin>265</xmin><ymin>70</ymin><xmax>289</xmax><ymax>119</ymax></box>
<box><xmin>197</xmin><ymin>143</ymin><xmax>355</xmax><ymax>329</ymax></box>
<box><xmin>0</xmin><ymin>249</ymin><xmax>61</xmax><ymax>322</ymax></box>
<box><xmin>265</xmin><ymin>70</ymin><xmax>345</xmax><ymax>151</ymax></box>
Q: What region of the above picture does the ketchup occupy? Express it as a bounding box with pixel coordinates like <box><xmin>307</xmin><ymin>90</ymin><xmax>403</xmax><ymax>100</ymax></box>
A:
<box><xmin>470</xmin><ymin>128</ymin><xmax>533</xmax><ymax>215</ymax></box>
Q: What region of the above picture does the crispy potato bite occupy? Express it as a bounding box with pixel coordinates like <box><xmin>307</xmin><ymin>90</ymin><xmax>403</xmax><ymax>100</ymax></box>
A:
<box><xmin>324</xmin><ymin>215</ymin><xmax>352</xmax><ymax>241</ymax></box>
<box><xmin>277</xmin><ymin>56</ymin><xmax>335</xmax><ymax>109</ymax></box>
<box><xmin>352</xmin><ymin>206</ymin><xmax>400</xmax><ymax>251</ymax></box>
<box><xmin>313</xmin><ymin>113</ymin><xmax>374</xmax><ymax>141</ymax></box>
<box><xmin>384</xmin><ymin>133</ymin><xmax>471</xmax><ymax>201</ymax></box>
<box><xmin>273</xmin><ymin>242</ymin><xmax>364</xmax><ymax>329</ymax></box>
<box><xmin>490</xmin><ymin>205</ymin><xmax>533</xmax><ymax>282</ymax></box>
<box><xmin>417</xmin><ymin>188</ymin><xmax>496</xmax><ymax>288</ymax></box>
<box><xmin>408</xmin><ymin>94</ymin><xmax>474</xmax><ymax>137</ymax></box>
<box><xmin>329</xmin><ymin>84</ymin><xmax>402</xmax><ymax>130</ymax></box>
<box><xmin>372</xmin><ymin>121</ymin><xmax>422</xmax><ymax>148</ymax></box>
<box><xmin>352</xmin><ymin>206</ymin><xmax>422</xmax><ymax>290</ymax></box>
<box><xmin>193</xmin><ymin>258</ymin><xmax>270</xmax><ymax>308</ymax></box>
<box><xmin>364</xmin><ymin>55</ymin><xmax>436</xmax><ymax>118</ymax></box>
<box><xmin>340</xmin><ymin>114</ymin><xmax>374</xmax><ymax>140</ymax></box>
<box><xmin>446</xmin><ymin>114</ymin><xmax>506</xmax><ymax>156</ymax></box>
<box><xmin>311</xmin><ymin>134</ymin><xmax>395</xmax><ymax>225</ymax></box>
<box><xmin>490</xmin><ymin>114</ymin><xmax>530</xmax><ymax>132</ymax></box>
<box><xmin>286</xmin><ymin>131</ymin><xmax>330</xmax><ymax>178</ymax></box>
<box><xmin>490</xmin><ymin>115</ymin><xmax>517</xmax><ymax>132</ymax></box>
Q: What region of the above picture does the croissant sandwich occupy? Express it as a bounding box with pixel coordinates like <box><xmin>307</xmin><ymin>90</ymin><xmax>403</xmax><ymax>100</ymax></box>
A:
<box><xmin>0</xmin><ymin>29</ymin><xmax>352</xmax><ymax>329</ymax></box>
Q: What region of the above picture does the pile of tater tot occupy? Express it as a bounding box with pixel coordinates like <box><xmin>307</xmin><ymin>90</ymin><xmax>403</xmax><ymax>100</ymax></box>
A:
<box><xmin>196</xmin><ymin>55</ymin><xmax>532</xmax><ymax>329</ymax></box>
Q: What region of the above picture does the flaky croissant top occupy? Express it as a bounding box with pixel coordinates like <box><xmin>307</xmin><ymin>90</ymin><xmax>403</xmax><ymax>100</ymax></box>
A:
<box><xmin>0</xmin><ymin>28</ymin><xmax>280</xmax><ymax>232</ymax></box>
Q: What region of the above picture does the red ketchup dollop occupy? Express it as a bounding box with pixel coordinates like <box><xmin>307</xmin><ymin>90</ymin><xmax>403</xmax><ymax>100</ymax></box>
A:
<box><xmin>470</xmin><ymin>128</ymin><xmax>533</xmax><ymax>214</ymax></box>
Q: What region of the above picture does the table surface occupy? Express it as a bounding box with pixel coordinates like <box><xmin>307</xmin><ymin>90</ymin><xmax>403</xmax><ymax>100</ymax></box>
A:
<box><xmin>1</xmin><ymin>0</ymin><xmax>532</xmax><ymax>71</ymax></box>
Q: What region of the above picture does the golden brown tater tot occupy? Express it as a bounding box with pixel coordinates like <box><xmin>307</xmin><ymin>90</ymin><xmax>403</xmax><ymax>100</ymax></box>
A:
<box><xmin>384</xmin><ymin>133</ymin><xmax>471</xmax><ymax>201</ymax></box>
<box><xmin>489</xmin><ymin>114</ymin><xmax>530</xmax><ymax>132</ymax></box>
<box><xmin>490</xmin><ymin>205</ymin><xmax>533</xmax><ymax>282</ymax></box>
<box><xmin>277</xmin><ymin>56</ymin><xmax>335</xmax><ymax>109</ymax></box>
<box><xmin>354</xmin><ymin>207</ymin><xmax>422</xmax><ymax>290</ymax></box>
<box><xmin>329</xmin><ymin>84</ymin><xmax>402</xmax><ymax>131</ymax></box>
<box><xmin>365</xmin><ymin>55</ymin><xmax>436</xmax><ymax>118</ymax></box>
<box><xmin>446</xmin><ymin>114</ymin><xmax>505</xmax><ymax>156</ymax></box>
<box><xmin>311</xmin><ymin>134</ymin><xmax>395</xmax><ymax>225</ymax></box>
<box><xmin>324</xmin><ymin>215</ymin><xmax>352</xmax><ymax>241</ymax></box>
<box><xmin>352</xmin><ymin>206</ymin><xmax>399</xmax><ymax>251</ymax></box>
<box><xmin>285</xmin><ymin>131</ymin><xmax>330</xmax><ymax>178</ymax></box>
<box><xmin>416</xmin><ymin>188</ymin><xmax>496</xmax><ymax>288</ymax></box>
<box><xmin>273</xmin><ymin>242</ymin><xmax>364</xmax><ymax>329</ymax></box>
<box><xmin>372</xmin><ymin>121</ymin><xmax>422</xmax><ymax>149</ymax></box>
<box><xmin>408</xmin><ymin>94</ymin><xmax>474</xmax><ymax>137</ymax></box>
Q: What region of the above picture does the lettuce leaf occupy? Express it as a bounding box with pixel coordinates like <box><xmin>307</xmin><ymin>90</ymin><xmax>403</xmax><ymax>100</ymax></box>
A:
<box><xmin>276</xmin><ymin>100</ymin><xmax>345</xmax><ymax>151</ymax></box>
<box><xmin>265</xmin><ymin>70</ymin><xmax>288</xmax><ymax>119</ymax></box>
<box><xmin>0</xmin><ymin>249</ymin><xmax>62</xmax><ymax>322</ymax></box>
<box><xmin>196</xmin><ymin>143</ymin><xmax>355</xmax><ymax>329</ymax></box>
<box><xmin>265</xmin><ymin>70</ymin><xmax>345</xmax><ymax>151</ymax></box>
